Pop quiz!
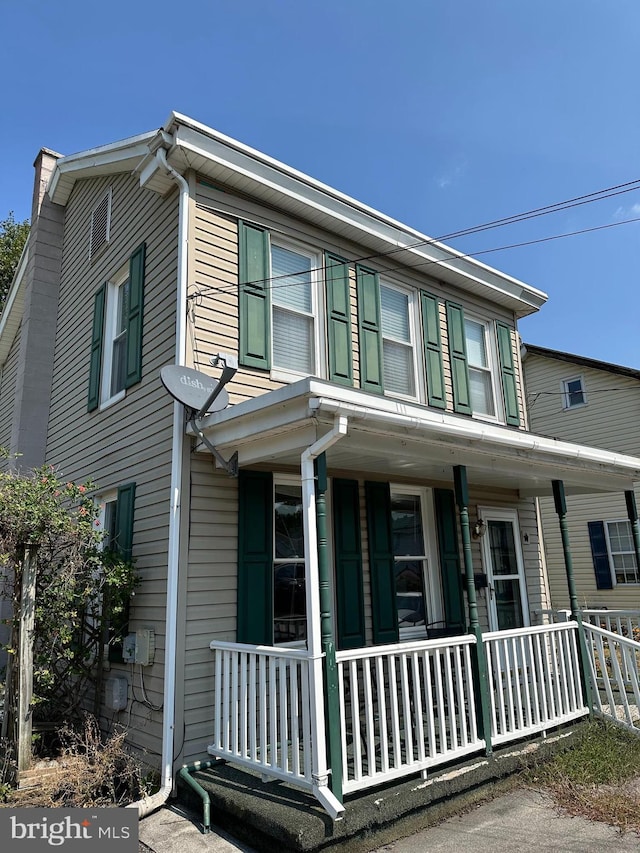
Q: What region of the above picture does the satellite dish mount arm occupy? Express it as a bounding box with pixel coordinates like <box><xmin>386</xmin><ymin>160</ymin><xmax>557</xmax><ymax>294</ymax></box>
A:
<box><xmin>190</xmin><ymin>353</ymin><xmax>239</xmax><ymax>477</ymax></box>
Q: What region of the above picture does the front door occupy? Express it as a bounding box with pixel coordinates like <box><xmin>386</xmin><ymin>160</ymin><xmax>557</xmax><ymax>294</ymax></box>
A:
<box><xmin>479</xmin><ymin>508</ymin><xmax>529</xmax><ymax>631</ymax></box>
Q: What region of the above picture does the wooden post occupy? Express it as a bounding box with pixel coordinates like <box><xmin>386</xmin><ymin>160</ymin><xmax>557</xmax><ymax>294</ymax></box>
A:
<box><xmin>551</xmin><ymin>480</ymin><xmax>593</xmax><ymax>710</ymax></box>
<box><xmin>453</xmin><ymin>466</ymin><xmax>492</xmax><ymax>753</ymax></box>
<box><xmin>315</xmin><ymin>454</ymin><xmax>343</xmax><ymax>802</ymax></box>
<box><xmin>17</xmin><ymin>544</ymin><xmax>36</xmax><ymax>773</ymax></box>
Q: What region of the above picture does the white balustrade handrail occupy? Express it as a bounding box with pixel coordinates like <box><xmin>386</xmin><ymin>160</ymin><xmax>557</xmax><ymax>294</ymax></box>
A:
<box><xmin>484</xmin><ymin>622</ymin><xmax>579</xmax><ymax>642</ymax></box>
<box><xmin>583</xmin><ymin>622</ymin><xmax>640</xmax><ymax>652</ymax></box>
<box><xmin>209</xmin><ymin>639</ymin><xmax>311</xmax><ymax>659</ymax></box>
<box><xmin>336</xmin><ymin>633</ymin><xmax>475</xmax><ymax>663</ymax></box>
<box><xmin>583</xmin><ymin>622</ymin><xmax>640</xmax><ymax>734</ymax></box>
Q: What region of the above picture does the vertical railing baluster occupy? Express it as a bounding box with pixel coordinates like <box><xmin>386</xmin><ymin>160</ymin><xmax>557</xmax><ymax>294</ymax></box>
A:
<box><xmin>389</xmin><ymin>655</ymin><xmax>401</xmax><ymax>768</ymax></box>
<box><xmin>363</xmin><ymin>658</ymin><xmax>376</xmax><ymax>775</ymax></box>
<box><xmin>400</xmin><ymin>653</ymin><xmax>414</xmax><ymax>763</ymax></box>
<box><xmin>434</xmin><ymin>648</ymin><xmax>447</xmax><ymax>752</ymax></box>
<box><xmin>464</xmin><ymin>643</ymin><xmax>478</xmax><ymax>745</ymax></box>
<box><xmin>412</xmin><ymin>651</ymin><xmax>426</xmax><ymax>762</ymax></box>
<box><xmin>527</xmin><ymin>635</ymin><xmax>540</xmax><ymax>726</ymax></box>
<box><xmin>423</xmin><ymin>650</ymin><xmax>436</xmax><ymax>759</ymax></box>
<box><xmin>223</xmin><ymin>650</ymin><xmax>231</xmax><ymax>752</ymax></box>
<box><xmin>350</xmin><ymin>659</ymin><xmax>362</xmax><ymax>781</ymax></box>
<box><xmin>301</xmin><ymin>658</ymin><xmax>312</xmax><ymax>782</ymax></box>
<box><xmin>377</xmin><ymin>655</ymin><xmax>389</xmax><ymax>774</ymax></box>
<box><xmin>454</xmin><ymin>644</ymin><xmax>468</xmax><ymax>747</ymax></box>
<box><xmin>337</xmin><ymin>660</ymin><xmax>348</xmax><ymax>785</ymax></box>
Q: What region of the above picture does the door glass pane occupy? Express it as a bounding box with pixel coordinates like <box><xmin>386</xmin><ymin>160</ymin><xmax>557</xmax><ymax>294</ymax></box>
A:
<box><xmin>391</xmin><ymin>493</ymin><xmax>428</xmax><ymax>631</ymax></box>
<box><xmin>494</xmin><ymin>579</ymin><xmax>524</xmax><ymax>630</ymax></box>
<box><xmin>274</xmin><ymin>562</ymin><xmax>306</xmax><ymax>643</ymax></box>
<box><xmin>391</xmin><ymin>494</ymin><xmax>425</xmax><ymax>556</ymax></box>
<box><xmin>395</xmin><ymin>560</ymin><xmax>426</xmax><ymax>628</ymax></box>
<box><xmin>488</xmin><ymin>520</ymin><xmax>518</xmax><ymax>575</ymax></box>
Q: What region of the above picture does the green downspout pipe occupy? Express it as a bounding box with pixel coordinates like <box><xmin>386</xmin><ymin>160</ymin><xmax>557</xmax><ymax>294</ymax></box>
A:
<box><xmin>551</xmin><ymin>480</ymin><xmax>593</xmax><ymax>711</ymax></box>
<box><xmin>453</xmin><ymin>465</ymin><xmax>492</xmax><ymax>753</ymax></box>
<box><xmin>178</xmin><ymin>759</ymin><xmax>217</xmax><ymax>834</ymax></box>
<box><xmin>625</xmin><ymin>491</ymin><xmax>640</xmax><ymax>575</ymax></box>
<box><xmin>316</xmin><ymin>453</ymin><xmax>343</xmax><ymax>802</ymax></box>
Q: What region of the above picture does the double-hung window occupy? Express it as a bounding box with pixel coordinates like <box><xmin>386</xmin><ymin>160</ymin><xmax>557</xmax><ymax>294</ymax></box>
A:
<box><xmin>104</xmin><ymin>271</ymin><xmax>130</xmax><ymax>402</ymax></box>
<box><xmin>271</xmin><ymin>241</ymin><xmax>321</xmax><ymax>377</ymax></box>
<box><xmin>562</xmin><ymin>376</ymin><xmax>586</xmax><ymax>409</ymax></box>
<box><xmin>380</xmin><ymin>282</ymin><xmax>417</xmax><ymax>398</ymax></box>
<box><xmin>606</xmin><ymin>520</ymin><xmax>639</xmax><ymax>585</ymax></box>
<box><xmin>464</xmin><ymin>317</ymin><xmax>499</xmax><ymax>419</ymax></box>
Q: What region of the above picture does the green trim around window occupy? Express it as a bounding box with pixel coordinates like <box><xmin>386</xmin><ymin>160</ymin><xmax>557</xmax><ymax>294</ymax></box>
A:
<box><xmin>434</xmin><ymin>488</ymin><xmax>466</xmax><ymax>632</ymax></box>
<box><xmin>333</xmin><ymin>479</ymin><xmax>365</xmax><ymax>649</ymax></box>
<box><xmin>356</xmin><ymin>265</ymin><xmax>383</xmax><ymax>395</ymax></box>
<box><xmin>87</xmin><ymin>283</ymin><xmax>106</xmax><ymax>412</ymax></box>
<box><xmin>125</xmin><ymin>243</ymin><xmax>145</xmax><ymax>389</ymax></box>
<box><xmin>237</xmin><ymin>470</ymin><xmax>273</xmax><ymax>644</ymax></box>
<box><xmin>238</xmin><ymin>221</ymin><xmax>271</xmax><ymax>370</ymax></box>
<box><xmin>365</xmin><ymin>480</ymin><xmax>398</xmax><ymax>644</ymax></box>
<box><xmin>421</xmin><ymin>292</ymin><xmax>446</xmax><ymax>409</ymax></box>
<box><xmin>325</xmin><ymin>253</ymin><xmax>353</xmax><ymax>386</ymax></box>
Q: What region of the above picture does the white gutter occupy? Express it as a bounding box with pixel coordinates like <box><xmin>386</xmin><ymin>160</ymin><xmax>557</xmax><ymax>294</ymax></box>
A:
<box><xmin>300</xmin><ymin>416</ymin><xmax>348</xmax><ymax>820</ymax></box>
<box><xmin>128</xmin><ymin>147</ymin><xmax>189</xmax><ymax>818</ymax></box>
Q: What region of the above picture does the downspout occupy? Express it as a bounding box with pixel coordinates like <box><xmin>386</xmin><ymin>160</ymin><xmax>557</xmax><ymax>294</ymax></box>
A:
<box><xmin>301</xmin><ymin>415</ymin><xmax>348</xmax><ymax>821</ymax></box>
<box><xmin>128</xmin><ymin>146</ymin><xmax>189</xmax><ymax>818</ymax></box>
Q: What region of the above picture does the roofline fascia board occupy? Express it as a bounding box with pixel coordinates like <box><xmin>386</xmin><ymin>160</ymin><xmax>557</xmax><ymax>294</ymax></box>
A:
<box><xmin>0</xmin><ymin>234</ymin><xmax>30</xmax><ymax>364</ymax></box>
<box><xmin>170</xmin><ymin>122</ymin><xmax>547</xmax><ymax>315</ymax></box>
<box><xmin>523</xmin><ymin>342</ymin><xmax>640</xmax><ymax>381</ymax></box>
<box><xmin>194</xmin><ymin>378</ymin><xmax>640</xmax><ymax>482</ymax></box>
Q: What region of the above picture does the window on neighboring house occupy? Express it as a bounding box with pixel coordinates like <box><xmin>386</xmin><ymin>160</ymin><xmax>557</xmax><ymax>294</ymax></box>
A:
<box><xmin>562</xmin><ymin>376</ymin><xmax>586</xmax><ymax>409</ymax></box>
<box><xmin>464</xmin><ymin>317</ymin><xmax>499</xmax><ymax>418</ymax></box>
<box><xmin>606</xmin><ymin>520</ymin><xmax>639</xmax><ymax>584</ymax></box>
<box><xmin>87</xmin><ymin>243</ymin><xmax>145</xmax><ymax>412</ymax></box>
<box><xmin>273</xmin><ymin>479</ymin><xmax>307</xmax><ymax>644</ymax></box>
<box><xmin>381</xmin><ymin>283</ymin><xmax>417</xmax><ymax>398</ymax></box>
<box><xmin>271</xmin><ymin>241</ymin><xmax>321</xmax><ymax>377</ymax></box>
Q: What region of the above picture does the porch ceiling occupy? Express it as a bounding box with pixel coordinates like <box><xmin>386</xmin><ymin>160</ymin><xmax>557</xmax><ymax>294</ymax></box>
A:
<box><xmin>191</xmin><ymin>379</ymin><xmax>640</xmax><ymax>497</ymax></box>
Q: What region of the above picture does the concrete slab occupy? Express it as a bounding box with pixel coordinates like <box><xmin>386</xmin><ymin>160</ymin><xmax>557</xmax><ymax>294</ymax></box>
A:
<box><xmin>369</xmin><ymin>787</ymin><xmax>640</xmax><ymax>853</ymax></box>
<box><xmin>139</xmin><ymin>803</ymin><xmax>257</xmax><ymax>853</ymax></box>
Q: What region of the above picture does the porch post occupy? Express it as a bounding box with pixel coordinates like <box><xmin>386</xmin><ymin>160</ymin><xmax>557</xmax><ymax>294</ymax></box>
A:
<box><xmin>315</xmin><ymin>453</ymin><xmax>343</xmax><ymax>802</ymax></box>
<box><xmin>453</xmin><ymin>465</ymin><xmax>492</xmax><ymax>753</ymax></box>
<box><xmin>551</xmin><ymin>480</ymin><xmax>593</xmax><ymax>710</ymax></box>
<box><xmin>624</xmin><ymin>490</ymin><xmax>640</xmax><ymax>574</ymax></box>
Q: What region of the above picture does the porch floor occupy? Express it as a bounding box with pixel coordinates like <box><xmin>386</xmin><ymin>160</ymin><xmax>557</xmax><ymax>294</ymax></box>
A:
<box><xmin>177</xmin><ymin>723</ymin><xmax>586</xmax><ymax>853</ymax></box>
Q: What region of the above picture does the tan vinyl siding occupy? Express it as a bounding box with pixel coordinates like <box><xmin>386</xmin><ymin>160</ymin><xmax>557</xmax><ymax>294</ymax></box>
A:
<box><xmin>0</xmin><ymin>324</ymin><xmax>21</xmax><ymax>461</ymax></box>
<box><xmin>193</xmin><ymin>180</ymin><xmax>524</xmax><ymax>424</ymax></box>
<box><xmin>538</xmin><ymin>486</ymin><xmax>640</xmax><ymax>612</ymax></box>
<box><xmin>45</xmin><ymin>172</ymin><xmax>179</xmax><ymax>762</ymax></box>
<box><xmin>524</xmin><ymin>353</ymin><xmax>640</xmax><ymax>455</ymax></box>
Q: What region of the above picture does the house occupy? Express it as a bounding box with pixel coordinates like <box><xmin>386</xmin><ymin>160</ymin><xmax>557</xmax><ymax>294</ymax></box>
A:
<box><xmin>522</xmin><ymin>343</ymin><xmax>640</xmax><ymax>612</ymax></box>
<box><xmin>2</xmin><ymin>114</ymin><xmax>640</xmax><ymax>826</ymax></box>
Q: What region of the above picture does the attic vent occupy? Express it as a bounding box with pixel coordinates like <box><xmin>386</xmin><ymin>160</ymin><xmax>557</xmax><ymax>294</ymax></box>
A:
<box><xmin>89</xmin><ymin>188</ymin><xmax>112</xmax><ymax>261</ymax></box>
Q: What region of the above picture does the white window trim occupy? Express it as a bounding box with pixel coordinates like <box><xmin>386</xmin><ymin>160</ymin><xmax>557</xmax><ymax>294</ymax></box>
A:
<box><xmin>380</xmin><ymin>280</ymin><xmax>422</xmax><ymax>403</ymax></box>
<box><xmin>478</xmin><ymin>506</ymin><xmax>530</xmax><ymax>630</ymax></box>
<box><xmin>463</xmin><ymin>314</ymin><xmax>503</xmax><ymax>424</ymax></box>
<box><xmin>269</xmin><ymin>236</ymin><xmax>325</xmax><ymax>384</ymax></box>
<box><xmin>561</xmin><ymin>375</ymin><xmax>587</xmax><ymax>410</ymax></box>
<box><xmin>99</xmin><ymin>263</ymin><xmax>129</xmax><ymax>410</ymax></box>
<box><xmin>605</xmin><ymin>519</ymin><xmax>640</xmax><ymax>586</ymax></box>
<box><xmin>391</xmin><ymin>484</ymin><xmax>443</xmax><ymax>639</ymax></box>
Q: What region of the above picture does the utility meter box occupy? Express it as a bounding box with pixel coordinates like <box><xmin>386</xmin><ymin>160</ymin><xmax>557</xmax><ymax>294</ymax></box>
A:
<box><xmin>135</xmin><ymin>628</ymin><xmax>155</xmax><ymax>666</ymax></box>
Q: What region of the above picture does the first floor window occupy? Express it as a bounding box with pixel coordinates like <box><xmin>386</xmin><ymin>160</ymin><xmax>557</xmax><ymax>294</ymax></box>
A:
<box><xmin>464</xmin><ymin>317</ymin><xmax>497</xmax><ymax>417</ymax></box>
<box><xmin>381</xmin><ymin>283</ymin><xmax>416</xmax><ymax>397</ymax></box>
<box><xmin>273</xmin><ymin>480</ymin><xmax>306</xmax><ymax>643</ymax></box>
<box><xmin>271</xmin><ymin>242</ymin><xmax>318</xmax><ymax>375</ymax></box>
<box><xmin>606</xmin><ymin>520</ymin><xmax>639</xmax><ymax>584</ymax></box>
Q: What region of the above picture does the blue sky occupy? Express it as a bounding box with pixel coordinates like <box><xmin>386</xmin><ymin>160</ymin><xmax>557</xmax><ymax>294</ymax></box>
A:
<box><xmin>2</xmin><ymin>0</ymin><xmax>639</xmax><ymax>366</ymax></box>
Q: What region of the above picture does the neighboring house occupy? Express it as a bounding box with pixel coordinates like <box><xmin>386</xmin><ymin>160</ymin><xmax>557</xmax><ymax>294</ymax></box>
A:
<box><xmin>2</xmin><ymin>114</ymin><xmax>640</xmax><ymax>820</ymax></box>
<box><xmin>523</xmin><ymin>343</ymin><xmax>640</xmax><ymax>612</ymax></box>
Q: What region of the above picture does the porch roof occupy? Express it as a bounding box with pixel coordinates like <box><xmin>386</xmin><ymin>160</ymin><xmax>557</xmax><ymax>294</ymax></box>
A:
<box><xmin>191</xmin><ymin>378</ymin><xmax>640</xmax><ymax>497</ymax></box>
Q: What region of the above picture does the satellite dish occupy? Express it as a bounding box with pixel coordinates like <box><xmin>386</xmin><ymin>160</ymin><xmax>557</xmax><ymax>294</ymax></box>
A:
<box><xmin>160</xmin><ymin>365</ymin><xmax>229</xmax><ymax>415</ymax></box>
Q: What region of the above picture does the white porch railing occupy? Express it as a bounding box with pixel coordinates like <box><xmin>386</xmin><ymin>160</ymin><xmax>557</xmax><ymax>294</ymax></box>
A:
<box><xmin>582</xmin><ymin>609</ymin><xmax>640</xmax><ymax>642</ymax></box>
<box><xmin>336</xmin><ymin>636</ymin><xmax>484</xmax><ymax>794</ymax></box>
<box><xmin>583</xmin><ymin>623</ymin><xmax>640</xmax><ymax>734</ymax></box>
<box><xmin>484</xmin><ymin>623</ymin><xmax>588</xmax><ymax>746</ymax></box>
<box><xmin>208</xmin><ymin>641</ymin><xmax>313</xmax><ymax>789</ymax></box>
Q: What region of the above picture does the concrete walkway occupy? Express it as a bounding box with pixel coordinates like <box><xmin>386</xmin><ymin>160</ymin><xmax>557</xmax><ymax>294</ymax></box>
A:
<box><xmin>140</xmin><ymin>787</ymin><xmax>640</xmax><ymax>853</ymax></box>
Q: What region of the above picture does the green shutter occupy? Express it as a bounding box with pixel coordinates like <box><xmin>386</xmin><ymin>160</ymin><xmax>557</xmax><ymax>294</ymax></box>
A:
<box><xmin>87</xmin><ymin>283</ymin><xmax>106</xmax><ymax>412</ymax></box>
<box><xmin>365</xmin><ymin>481</ymin><xmax>398</xmax><ymax>644</ymax></box>
<box><xmin>237</xmin><ymin>470</ymin><xmax>273</xmax><ymax>644</ymax></box>
<box><xmin>421</xmin><ymin>293</ymin><xmax>446</xmax><ymax>409</ymax></box>
<box><xmin>496</xmin><ymin>322</ymin><xmax>520</xmax><ymax>426</ymax></box>
<box><xmin>125</xmin><ymin>243</ymin><xmax>146</xmax><ymax>389</ymax></box>
<box><xmin>333</xmin><ymin>479</ymin><xmax>365</xmax><ymax>649</ymax></box>
<box><xmin>238</xmin><ymin>222</ymin><xmax>271</xmax><ymax>370</ymax></box>
<box><xmin>588</xmin><ymin>521</ymin><xmax>614</xmax><ymax>590</ymax></box>
<box><xmin>356</xmin><ymin>265</ymin><xmax>383</xmax><ymax>395</ymax></box>
<box><xmin>445</xmin><ymin>301</ymin><xmax>472</xmax><ymax>415</ymax></box>
<box><xmin>115</xmin><ymin>482</ymin><xmax>136</xmax><ymax>561</ymax></box>
<box><xmin>434</xmin><ymin>489</ymin><xmax>466</xmax><ymax>632</ymax></box>
<box><xmin>325</xmin><ymin>253</ymin><xmax>353</xmax><ymax>386</ymax></box>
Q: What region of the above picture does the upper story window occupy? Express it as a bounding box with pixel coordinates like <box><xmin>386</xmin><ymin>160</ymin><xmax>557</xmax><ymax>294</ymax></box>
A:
<box><xmin>270</xmin><ymin>240</ymin><xmax>322</xmax><ymax>378</ymax></box>
<box><xmin>464</xmin><ymin>317</ymin><xmax>499</xmax><ymax>419</ymax></box>
<box><xmin>103</xmin><ymin>269</ymin><xmax>130</xmax><ymax>402</ymax></box>
<box><xmin>562</xmin><ymin>376</ymin><xmax>586</xmax><ymax>409</ymax></box>
<box><xmin>380</xmin><ymin>283</ymin><xmax>417</xmax><ymax>398</ymax></box>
